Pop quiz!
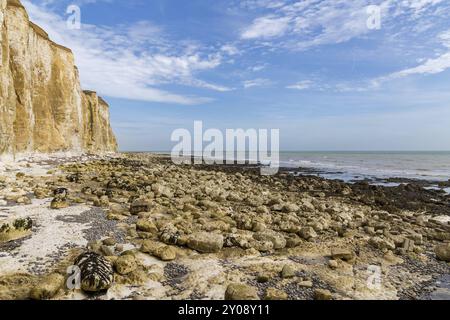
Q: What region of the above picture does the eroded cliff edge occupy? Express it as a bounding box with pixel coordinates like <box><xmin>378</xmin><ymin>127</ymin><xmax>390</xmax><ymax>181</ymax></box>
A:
<box><xmin>0</xmin><ymin>0</ymin><xmax>117</xmax><ymax>159</ymax></box>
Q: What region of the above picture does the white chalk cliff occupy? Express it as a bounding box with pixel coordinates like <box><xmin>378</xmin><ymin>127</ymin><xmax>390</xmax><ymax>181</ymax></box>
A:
<box><xmin>0</xmin><ymin>0</ymin><xmax>117</xmax><ymax>159</ymax></box>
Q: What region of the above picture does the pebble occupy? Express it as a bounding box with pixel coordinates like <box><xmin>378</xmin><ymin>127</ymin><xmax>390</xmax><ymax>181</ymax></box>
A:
<box><xmin>187</xmin><ymin>232</ymin><xmax>224</xmax><ymax>253</ymax></box>
<box><xmin>331</xmin><ymin>248</ymin><xmax>355</xmax><ymax>262</ymax></box>
<box><xmin>299</xmin><ymin>227</ymin><xmax>317</xmax><ymax>241</ymax></box>
<box><xmin>225</xmin><ymin>283</ymin><xmax>259</xmax><ymax>300</ymax></box>
<box><xmin>101</xmin><ymin>245</ymin><xmax>116</xmax><ymax>257</ymax></box>
<box><xmin>264</xmin><ymin>288</ymin><xmax>288</xmax><ymax>300</ymax></box>
<box><xmin>114</xmin><ymin>255</ymin><xmax>137</xmax><ymax>275</ymax></box>
<box><xmin>257</xmin><ymin>274</ymin><xmax>270</xmax><ymax>283</ymax></box>
<box><xmin>314</xmin><ymin>289</ymin><xmax>333</xmax><ymax>300</ymax></box>
<box><xmin>435</xmin><ymin>243</ymin><xmax>450</xmax><ymax>262</ymax></box>
<box><xmin>103</xmin><ymin>237</ymin><xmax>116</xmax><ymax>246</ymax></box>
<box><xmin>298</xmin><ymin>280</ymin><xmax>313</xmax><ymax>288</ymax></box>
<box><xmin>328</xmin><ymin>260</ymin><xmax>339</xmax><ymax>269</ymax></box>
<box><xmin>281</xmin><ymin>264</ymin><xmax>296</xmax><ymax>279</ymax></box>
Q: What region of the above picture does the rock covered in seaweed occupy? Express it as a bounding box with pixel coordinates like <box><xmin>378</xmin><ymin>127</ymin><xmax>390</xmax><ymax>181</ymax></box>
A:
<box><xmin>50</xmin><ymin>187</ymin><xmax>69</xmax><ymax>209</ymax></box>
<box><xmin>0</xmin><ymin>217</ymin><xmax>33</xmax><ymax>242</ymax></box>
<box><xmin>74</xmin><ymin>252</ymin><xmax>114</xmax><ymax>292</ymax></box>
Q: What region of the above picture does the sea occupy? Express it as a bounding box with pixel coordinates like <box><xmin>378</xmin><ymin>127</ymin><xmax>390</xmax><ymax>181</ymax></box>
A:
<box><xmin>278</xmin><ymin>151</ymin><xmax>450</xmax><ymax>185</ymax></box>
<box><xmin>152</xmin><ymin>151</ymin><xmax>450</xmax><ymax>189</ymax></box>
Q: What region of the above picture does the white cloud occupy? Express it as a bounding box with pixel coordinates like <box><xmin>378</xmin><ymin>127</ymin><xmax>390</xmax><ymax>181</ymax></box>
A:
<box><xmin>439</xmin><ymin>30</ymin><xmax>450</xmax><ymax>47</ymax></box>
<box><xmin>386</xmin><ymin>53</ymin><xmax>450</xmax><ymax>78</ymax></box>
<box><xmin>376</xmin><ymin>29</ymin><xmax>450</xmax><ymax>82</ymax></box>
<box><xmin>243</xmin><ymin>78</ymin><xmax>272</xmax><ymax>88</ymax></box>
<box><xmin>402</xmin><ymin>0</ymin><xmax>445</xmax><ymax>13</ymax></box>
<box><xmin>185</xmin><ymin>79</ymin><xmax>234</xmax><ymax>92</ymax></box>
<box><xmin>240</xmin><ymin>1</ymin><xmax>374</xmax><ymax>47</ymax></box>
<box><xmin>125</xmin><ymin>21</ymin><xmax>163</xmax><ymax>45</ymax></box>
<box><xmin>221</xmin><ymin>44</ymin><xmax>240</xmax><ymax>56</ymax></box>
<box><xmin>238</xmin><ymin>0</ymin><xmax>285</xmax><ymax>10</ymax></box>
<box><xmin>249</xmin><ymin>64</ymin><xmax>266</xmax><ymax>72</ymax></box>
<box><xmin>23</xmin><ymin>0</ymin><xmax>450</xmax><ymax>100</ymax></box>
<box><xmin>22</xmin><ymin>0</ymin><xmax>231</xmax><ymax>105</ymax></box>
<box><xmin>287</xmin><ymin>80</ymin><xmax>313</xmax><ymax>90</ymax></box>
<box><xmin>239</xmin><ymin>0</ymin><xmax>449</xmax><ymax>51</ymax></box>
<box><xmin>239</xmin><ymin>0</ymin><xmax>450</xmax><ymax>88</ymax></box>
<box><xmin>241</xmin><ymin>15</ymin><xmax>290</xmax><ymax>39</ymax></box>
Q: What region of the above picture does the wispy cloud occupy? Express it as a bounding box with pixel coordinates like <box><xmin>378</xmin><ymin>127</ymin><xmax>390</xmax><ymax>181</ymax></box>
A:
<box><xmin>387</xmin><ymin>53</ymin><xmax>450</xmax><ymax>79</ymax></box>
<box><xmin>287</xmin><ymin>80</ymin><xmax>313</xmax><ymax>90</ymax></box>
<box><xmin>236</xmin><ymin>0</ymin><xmax>450</xmax><ymax>91</ymax></box>
<box><xmin>22</xmin><ymin>0</ymin><xmax>232</xmax><ymax>105</ymax></box>
<box><xmin>241</xmin><ymin>15</ymin><xmax>290</xmax><ymax>39</ymax></box>
<box><xmin>239</xmin><ymin>0</ymin><xmax>450</xmax><ymax>51</ymax></box>
<box><xmin>249</xmin><ymin>64</ymin><xmax>267</xmax><ymax>72</ymax></box>
<box><xmin>240</xmin><ymin>0</ymin><xmax>375</xmax><ymax>49</ymax></box>
<box><xmin>243</xmin><ymin>78</ymin><xmax>273</xmax><ymax>88</ymax></box>
<box><xmin>221</xmin><ymin>44</ymin><xmax>240</xmax><ymax>56</ymax></box>
<box><xmin>373</xmin><ymin>29</ymin><xmax>450</xmax><ymax>85</ymax></box>
<box><xmin>21</xmin><ymin>0</ymin><xmax>450</xmax><ymax>101</ymax></box>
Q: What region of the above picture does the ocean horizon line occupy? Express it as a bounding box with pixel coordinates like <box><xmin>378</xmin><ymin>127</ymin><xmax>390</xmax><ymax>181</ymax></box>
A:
<box><xmin>119</xmin><ymin>150</ymin><xmax>450</xmax><ymax>153</ymax></box>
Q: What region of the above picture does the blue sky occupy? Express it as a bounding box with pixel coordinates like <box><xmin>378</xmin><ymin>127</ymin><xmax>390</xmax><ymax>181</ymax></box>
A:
<box><xmin>23</xmin><ymin>0</ymin><xmax>450</xmax><ymax>151</ymax></box>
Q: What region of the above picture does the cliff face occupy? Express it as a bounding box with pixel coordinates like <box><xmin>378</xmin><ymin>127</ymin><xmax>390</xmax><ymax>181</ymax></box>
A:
<box><xmin>0</xmin><ymin>0</ymin><xmax>117</xmax><ymax>159</ymax></box>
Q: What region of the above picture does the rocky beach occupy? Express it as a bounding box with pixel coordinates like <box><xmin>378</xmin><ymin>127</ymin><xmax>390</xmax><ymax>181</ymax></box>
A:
<box><xmin>1</xmin><ymin>0</ymin><xmax>450</xmax><ymax>302</ymax></box>
<box><xmin>0</xmin><ymin>153</ymin><xmax>449</xmax><ymax>300</ymax></box>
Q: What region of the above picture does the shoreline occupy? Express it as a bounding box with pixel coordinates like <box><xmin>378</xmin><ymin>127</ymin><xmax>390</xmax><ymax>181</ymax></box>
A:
<box><xmin>0</xmin><ymin>153</ymin><xmax>449</xmax><ymax>300</ymax></box>
<box><xmin>129</xmin><ymin>151</ymin><xmax>450</xmax><ymax>189</ymax></box>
